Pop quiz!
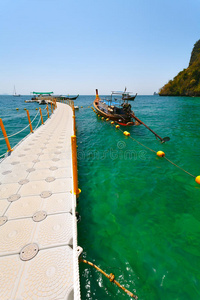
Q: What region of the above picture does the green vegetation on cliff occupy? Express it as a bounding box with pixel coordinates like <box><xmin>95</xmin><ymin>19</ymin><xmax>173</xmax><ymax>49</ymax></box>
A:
<box><xmin>159</xmin><ymin>40</ymin><xmax>200</xmax><ymax>96</ymax></box>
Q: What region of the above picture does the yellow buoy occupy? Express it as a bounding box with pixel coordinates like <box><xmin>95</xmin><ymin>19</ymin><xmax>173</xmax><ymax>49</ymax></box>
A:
<box><xmin>111</xmin><ymin>121</ymin><xmax>114</xmax><ymax>124</ymax></box>
<box><xmin>123</xmin><ymin>131</ymin><xmax>130</xmax><ymax>136</ymax></box>
<box><xmin>98</xmin><ymin>114</ymin><xmax>100</xmax><ymax>117</ymax></box>
<box><xmin>116</xmin><ymin>125</ymin><xmax>120</xmax><ymax>129</ymax></box>
<box><xmin>102</xmin><ymin>117</ymin><xmax>104</xmax><ymax>120</ymax></box>
<box><xmin>16</xmin><ymin>108</ymin><xmax>19</xmax><ymax>110</ymax></box>
<box><xmin>24</xmin><ymin>108</ymin><xmax>27</xmax><ymax>110</ymax></box>
<box><xmin>157</xmin><ymin>151</ymin><xmax>165</xmax><ymax>157</ymax></box>
<box><xmin>195</xmin><ymin>176</ymin><xmax>200</xmax><ymax>185</ymax></box>
<box><xmin>35</xmin><ymin>108</ymin><xmax>38</xmax><ymax>110</ymax></box>
<box><xmin>106</xmin><ymin>118</ymin><xmax>109</xmax><ymax>121</ymax></box>
<box><xmin>81</xmin><ymin>106</ymin><xmax>83</xmax><ymax>108</ymax></box>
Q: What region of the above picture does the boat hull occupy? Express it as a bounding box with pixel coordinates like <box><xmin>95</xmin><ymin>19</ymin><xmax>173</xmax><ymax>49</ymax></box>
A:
<box><xmin>122</xmin><ymin>95</ymin><xmax>137</xmax><ymax>101</ymax></box>
<box><xmin>65</xmin><ymin>95</ymin><xmax>79</xmax><ymax>100</ymax></box>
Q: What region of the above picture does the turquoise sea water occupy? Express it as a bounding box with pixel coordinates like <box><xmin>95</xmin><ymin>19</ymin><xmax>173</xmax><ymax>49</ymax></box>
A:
<box><xmin>0</xmin><ymin>95</ymin><xmax>200</xmax><ymax>299</ymax></box>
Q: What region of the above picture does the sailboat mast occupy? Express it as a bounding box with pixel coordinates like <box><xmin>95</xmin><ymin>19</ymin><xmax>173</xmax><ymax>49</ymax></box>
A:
<box><xmin>13</xmin><ymin>85</ymin><xmax>20</xmax><ymax>97</ymax></box>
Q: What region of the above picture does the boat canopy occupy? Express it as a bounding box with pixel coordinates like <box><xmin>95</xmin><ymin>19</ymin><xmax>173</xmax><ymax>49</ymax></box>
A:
<box><xmin>111</xmin><ymin>91</ymin><xmax>133</xmax><ymax>95</ymax></box>
<box><xmin>32</xmin><ymin>92</ymin><xmax>54</xmax><ymax>95</ymax></box>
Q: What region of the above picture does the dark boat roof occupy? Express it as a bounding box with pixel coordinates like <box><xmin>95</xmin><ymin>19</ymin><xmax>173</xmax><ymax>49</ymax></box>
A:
<box><xmin>32</xmin><ymin>92</ymin><xmax>54</xmax><ymax>95</ymax></box>
<box><xmin>111</xmin><ymin>91</ymin><xmax>133</xmax><ymax>95</ymax></box>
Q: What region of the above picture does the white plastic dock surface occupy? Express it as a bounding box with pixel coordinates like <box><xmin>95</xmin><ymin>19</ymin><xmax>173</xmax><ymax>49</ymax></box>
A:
<box><xmin>0</xmin><ymin>103</ymin><xmax>81</xmax><ymax>300</ymax></box>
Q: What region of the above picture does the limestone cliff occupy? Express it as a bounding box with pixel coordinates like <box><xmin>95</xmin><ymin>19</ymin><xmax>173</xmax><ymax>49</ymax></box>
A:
<box><xmin>159</xmin><ymin>40</ymin><xmax>200</xmax><ymax>96</ymax></box>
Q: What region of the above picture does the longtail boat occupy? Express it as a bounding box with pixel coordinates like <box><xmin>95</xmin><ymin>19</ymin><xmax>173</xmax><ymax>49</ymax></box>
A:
<box><xmin>122</xmin><ymin>87</ymin><xmax>137</xmax><ymax>101</ymax></box>
<box><xmin>93</xmin><ymin>89</ymin><xmax>170</xmax><ymax>142</ymax></box>
<box><xmin>65</xmin><ymin>94</ymin><xmax>79</xmax><ymax>100</ymax></box>
<box><xmin>93</xmin><ymin>89</ymin><xmax>136</xmax><ymax>126</ymax></box>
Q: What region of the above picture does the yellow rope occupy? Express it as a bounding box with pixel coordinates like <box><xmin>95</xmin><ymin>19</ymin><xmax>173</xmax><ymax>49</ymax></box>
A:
<box><xmin>118</xmin><ymin>127</ymin><xmax>156</xmax><ymax>154</ymax></box>
<box><xmin>92</xmin><ymin>107</ymin><xmax>198</xmax><ymax>179</ymax></box>
<box><xmin>80</xmin><ymin>259</ymin><xmax>138</xmax><ymax>299</ymax></box>
<box><xmin>164</xmin><ymin>157</ymin><xmax>196</xmax><ymax>178</ymax></box>
<box><xmin>116</xmin><ymin>123</ymin><xmax>196</xmax><ymax>179</ymax></box>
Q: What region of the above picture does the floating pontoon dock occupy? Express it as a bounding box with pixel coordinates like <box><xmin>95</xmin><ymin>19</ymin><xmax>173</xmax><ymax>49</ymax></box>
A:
<box><xmin>0</xmin><ymin>102</ymin><xmax>81</xmax><ymax>299</ymax></box>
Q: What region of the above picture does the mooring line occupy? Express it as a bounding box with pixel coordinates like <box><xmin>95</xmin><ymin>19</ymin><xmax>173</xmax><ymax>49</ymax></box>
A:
<box><xmin>91</xmin><ymin>106</ymin><xmax>199</xmax><ymax>183</ymax></box>
<box><xmin>117</xmin><ymin>124</ymin><xmax>198</xmax><ymax>181</ymax></box>
<box><xmin>80</xmin><ymin>258</ymin><xmax>138</xmax><ymax>299</ymax></box>
<box><xmin>118</xmin><ymin>127</ymin><xmax>157</xmax><ymax>154</ymax></box>
<box><xmin>164</xmin><ymin>157</ymin><xmax>196</xmax><ymax>178</ymax></box>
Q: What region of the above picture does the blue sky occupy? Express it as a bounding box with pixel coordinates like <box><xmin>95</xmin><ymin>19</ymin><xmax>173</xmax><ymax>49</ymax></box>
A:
<box><xmin>0</xmin><ymin>0</ymin><xmax>200</xmax><ymax>95</ymax></box>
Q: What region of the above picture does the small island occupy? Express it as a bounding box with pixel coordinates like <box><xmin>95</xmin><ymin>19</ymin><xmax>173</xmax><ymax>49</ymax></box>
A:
<box><xmin>159</xmin><ymin>39</ymin><xmax>200</xmax><ymax>96</ymax></box>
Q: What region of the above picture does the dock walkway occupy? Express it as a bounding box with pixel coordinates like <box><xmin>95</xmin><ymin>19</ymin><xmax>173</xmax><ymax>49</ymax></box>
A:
<box><xmin>0</xmin><ymin>103</ymin><xmax>81</xmax><ymax>299</ymax></box>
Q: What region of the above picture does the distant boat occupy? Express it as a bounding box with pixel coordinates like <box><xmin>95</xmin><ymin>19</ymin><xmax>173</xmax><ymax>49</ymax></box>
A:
<box><xmin>122</xmin><ymin>87</ymin><xmax>137</xmax><ymax>101</ymax></box>
<box><xmin>30</xmin><ymin>92</ymin><xmax>79</xmax><ymax>101</ymax></box>
<box><xmin>65</xmin><ymin>94</ymin><xmax>79</xmax><ymax>100</ymax></box>
<box><xmin>53</xmin><ymin>94</ymin><xmax>79</xmax><ymax>101</ymax></box>
<box><xmin>39</xmin><ymin>99</ymin><xmax>48</xmax><ymax>105</ymax></box>
<box><xmin>13</xmin><ymin>86</ymin><xmax>20</xmax><ymax>97</ymax></box>
<box><xmin>31</xmin><ymin>92</ymin><xmax>53</xmax><ymax>100</ymax></box>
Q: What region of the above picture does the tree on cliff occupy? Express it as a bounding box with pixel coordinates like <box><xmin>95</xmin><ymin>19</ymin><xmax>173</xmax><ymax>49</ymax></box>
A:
<box><xmin>159</xmin><ymin>40</ymin><xmax>200</xmax><ymax>96</ymax></box>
